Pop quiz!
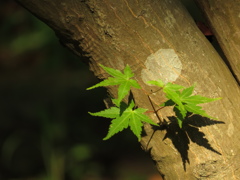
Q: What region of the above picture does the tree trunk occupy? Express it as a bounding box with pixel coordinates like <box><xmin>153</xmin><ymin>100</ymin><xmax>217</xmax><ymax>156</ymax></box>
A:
<box><xmin>195</xmin><ymin>0</ymin><xmax>240</xmax><ymax>84</ymax></box>
<box><xmin>16</xmin><ymin>0</ymin><xmax>240</xmax><ymax>179</ymax></box>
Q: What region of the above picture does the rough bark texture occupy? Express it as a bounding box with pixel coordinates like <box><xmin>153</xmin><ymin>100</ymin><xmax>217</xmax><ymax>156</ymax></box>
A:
<box><xmin>195</xmin><ymin>0</ymin><xmax>240</xmax><ymax>84</ymax></box>
<box><xmin>17</xmin><ymin>0</ymin><xmax>240</xmax><ymax>179</ymax></box>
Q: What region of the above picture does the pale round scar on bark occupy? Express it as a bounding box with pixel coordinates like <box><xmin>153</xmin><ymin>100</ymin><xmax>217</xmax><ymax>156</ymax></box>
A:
<box><xmin>141</xmin><ymin>49</ymin><xmax>182</xmax><ymax>84</ymax></box>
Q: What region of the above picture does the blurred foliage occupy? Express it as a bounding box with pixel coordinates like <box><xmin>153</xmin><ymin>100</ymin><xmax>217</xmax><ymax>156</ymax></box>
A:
<box><xmin>0</xmin><ymin>1</ymin><xmax>160</xmax><ymax>180</ymax></box>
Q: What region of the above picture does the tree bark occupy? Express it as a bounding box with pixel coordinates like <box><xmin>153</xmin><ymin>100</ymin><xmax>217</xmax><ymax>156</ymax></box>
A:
<box><xmin>17</xmin><ymin>0</ymin><xmax>240</xmax><ymax>179</ymax></box>
<box><xmin>195</xmin><ymin>0</ymin><xmax>240</xmax><ymax>84</ymax></box>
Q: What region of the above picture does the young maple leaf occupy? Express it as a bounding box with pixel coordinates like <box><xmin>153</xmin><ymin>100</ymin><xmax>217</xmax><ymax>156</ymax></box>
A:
<box><xmin>87</xmin><ymin>64</ymin><xmax>141</xmax><ymax>106</ymax></box>
<box><xmin>128</xmin><ymin>107</ymin><xmax>158</xmax><ymax>141</ymax></box>
<box><xmin>178</xmin><ymin>85</ymin><xmax>221</xmax><ymax>121</ymax></box>
<box><xmin>89</xmin><ymin>100</ymin><xmax>158</xmax><ymax>141</ymax></box>
<box><xmin>148</xmin><ymin>80</ymin><xmax>187</xmax><ymax>123</ymax></box>
<box><xmin>147</xmin><ymin>80</ymin><xmax>221</xmax><ymax>128</ymax></box>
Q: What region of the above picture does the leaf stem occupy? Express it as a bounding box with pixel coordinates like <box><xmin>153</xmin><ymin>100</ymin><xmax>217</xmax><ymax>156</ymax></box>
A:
<box><xmin>147</xmin><ymin>95</ymin><xmax>163</xmax><ymax>123</ymax></box>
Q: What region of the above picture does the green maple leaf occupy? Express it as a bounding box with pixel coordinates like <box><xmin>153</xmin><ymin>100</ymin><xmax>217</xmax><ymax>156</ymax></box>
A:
<box><xmin>87</xmin><ymin>64</ymin><xmax>141</xmax><ymax>105</ymax></box>
<box><xmin>89</xmin><ymin>100</ymin><xmax>158</xmax><ymax>141</ymax></box>
<box><xmin>147</xmin><ymin>80</ymin><xmax>221</xmax><ymax>128</ymax></box>
<box><xmin>163</xmin><ymin>87</ymin><xmax>187</xmax><ymax>119</ymax></box>
<box><xmin>147</xmin><ymin>79</ymin><xmax>165</xmax><ymax>88</ymax></box>
<box><xmin>89</xmin><ymin>106</ymin><xmax>120</xmax><ymax>119</ymax></box>
<box><xmin>179</xmin><ymin>86</ymin><xmax>221</xmax><ymax>121</ymax></box>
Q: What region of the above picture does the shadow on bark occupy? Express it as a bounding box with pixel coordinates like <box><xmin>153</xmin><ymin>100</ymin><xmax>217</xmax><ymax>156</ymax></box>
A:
<box><xmin>155</xmin><ymin>115</ymin><xmax>225</xmax><ymax>171</ymax></box>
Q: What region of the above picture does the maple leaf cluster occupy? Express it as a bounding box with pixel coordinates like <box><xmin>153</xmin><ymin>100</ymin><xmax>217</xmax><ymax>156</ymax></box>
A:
<box><xmin>88</xmin><ymin>65</ymin><xmax>221</xmax><ymax>140</ymax></box>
